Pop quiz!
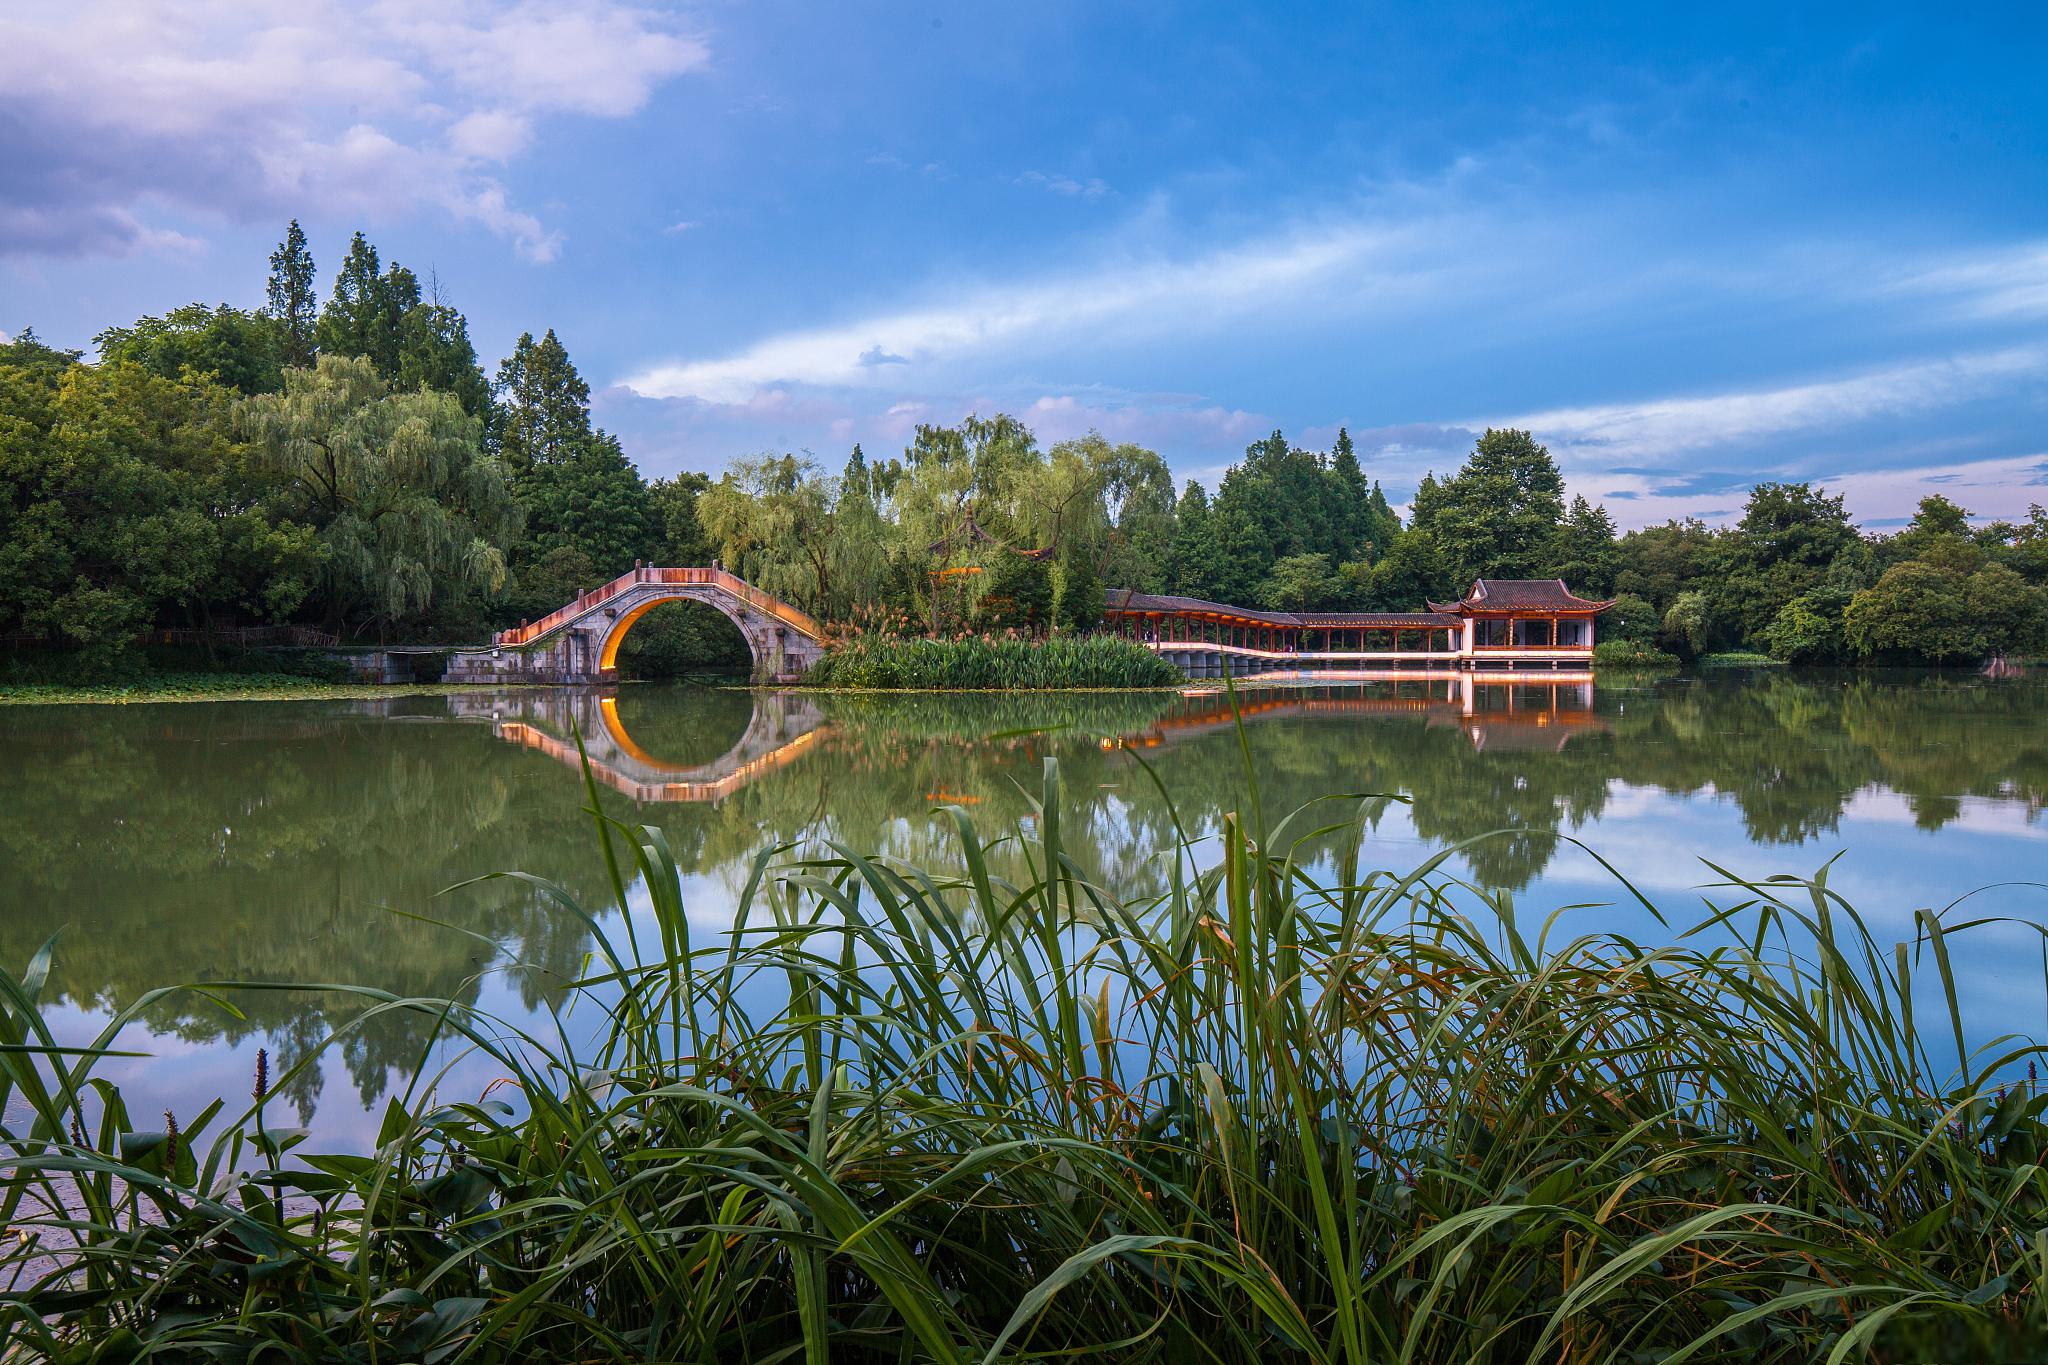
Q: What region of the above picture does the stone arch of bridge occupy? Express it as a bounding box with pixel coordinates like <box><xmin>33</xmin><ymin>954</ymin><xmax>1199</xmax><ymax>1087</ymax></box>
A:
<box><xmin>596</xmin><ymin>589</ymin><xmax>764</xmax><ymax>675</ymax></box>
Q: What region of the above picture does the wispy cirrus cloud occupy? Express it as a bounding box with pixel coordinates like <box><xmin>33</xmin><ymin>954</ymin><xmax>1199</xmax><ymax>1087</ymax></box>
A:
<box><xmin>1497</xmin><ymin>346</ymin><xmax>2048</xmax><ymax>466</ymax></box>
<box><xmin>0</xmin><ymin>0</ymin><xmax>709</xmax><ymax>261</ymax></box>
<box><xmin>1884</xmin><ymin>243</ymin><xmax>2048</xmax><ymax>322</ymax></box>
<box><xmin>622</xmin><ymin>219</ymin><xmax>1443</xmax><ymax>402</ymax></box>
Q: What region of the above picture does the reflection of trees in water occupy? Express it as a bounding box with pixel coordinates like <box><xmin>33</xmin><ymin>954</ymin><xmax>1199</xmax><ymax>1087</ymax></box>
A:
<box><xmin>0</xmin><ymin>701</ymin><xmax>613</xmax><ymax>1119</ymax></box>
<box><xmin>4</xmin><ymin>674</ymin><xmax>2045</xmax><ymax>1116</ymax></box>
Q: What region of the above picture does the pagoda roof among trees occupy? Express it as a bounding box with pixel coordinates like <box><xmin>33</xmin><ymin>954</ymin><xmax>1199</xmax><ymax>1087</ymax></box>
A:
<box><xmin>1427</xmin><ymin>579</ymin><xmax>1617</xmax><ymax>614</ymax></box>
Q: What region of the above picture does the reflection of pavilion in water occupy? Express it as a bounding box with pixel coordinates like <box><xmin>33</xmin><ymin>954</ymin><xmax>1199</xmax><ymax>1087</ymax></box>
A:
<box><xmin>1137</xmin><ymin>676</ymin><xmax>1602</xmax><ymax>754</ymax></box>
<box><xmin>485</xmin><ymin>676</ymin><xmax>1602</xmax><ymax>803</ymax></box>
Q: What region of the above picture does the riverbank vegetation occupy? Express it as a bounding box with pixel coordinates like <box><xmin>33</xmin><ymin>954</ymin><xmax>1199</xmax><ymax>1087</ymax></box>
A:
<box><xmin>1592</xmin><ymin>638</ymin><xmax>1681</xmax><ymax>669</ymax></box>
<box><xmin>0</xmin><ymin>673</ymin><xmax>456</xmax><ymax>705</ymax></box>
<box><xmin>8</xmin><ymin>224</ymin><xmax>2048</xmax><ymax>682</ymax></box>
<box><xmin>805</xmin><ymin>631</ymin><xmax>1182</xmax><ymax>690</ymax></box>
<box><xmin>4</xmin><ymin>747</ymin><xmax>2043</xmax><ymax>1362</ymax></box>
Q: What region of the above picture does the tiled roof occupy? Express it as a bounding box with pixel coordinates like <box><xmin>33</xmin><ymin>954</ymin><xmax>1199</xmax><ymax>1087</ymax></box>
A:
<box><xmin>1295</xmin><ymin>612</ymin><xmax>1461</xmax><ymax>628</ymax></box>
<box><xmin>1104</xmin><ymin>591</ymin><xmax>1300</xmax><ymax>626</ymax></box>
<box><xmin>1427</xmin><ymin>578</ymin><xmax>1616</xmax><ymax>613</ymax></box>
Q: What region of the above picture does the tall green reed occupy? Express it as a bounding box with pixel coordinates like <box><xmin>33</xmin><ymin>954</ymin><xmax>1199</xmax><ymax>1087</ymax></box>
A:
<box><xmin>3</xmin><ymin>687</ymin><xmax>2045</xmax><ymax>1362</ymax></box>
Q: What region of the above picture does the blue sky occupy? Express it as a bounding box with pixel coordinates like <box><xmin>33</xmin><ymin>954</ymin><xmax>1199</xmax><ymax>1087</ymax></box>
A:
<box><xmin>5</xmin><ymin>1</ymin><xmax>2047</xmax><ymax>527</ymax></box>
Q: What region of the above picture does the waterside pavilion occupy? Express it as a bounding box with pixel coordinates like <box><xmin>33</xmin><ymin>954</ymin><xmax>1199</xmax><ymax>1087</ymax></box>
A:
<box><xmin>1105</xmin><ymin>578</ymin><xmax>1613</xmax><ymax>677</ymax></box>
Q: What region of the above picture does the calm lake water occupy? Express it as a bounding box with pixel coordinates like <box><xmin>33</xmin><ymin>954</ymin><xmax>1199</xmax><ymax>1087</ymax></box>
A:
<box><xmin>4</xmin><ymin>671</ymin><xmax>2046</xmax><ymax>1148</ymax></box>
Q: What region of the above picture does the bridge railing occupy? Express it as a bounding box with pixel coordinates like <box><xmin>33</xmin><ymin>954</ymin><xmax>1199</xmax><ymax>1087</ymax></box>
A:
<box><xmin>493</xmin><ymin>567</ymin><xmax>822</xmax><ymax>647</ymax></box>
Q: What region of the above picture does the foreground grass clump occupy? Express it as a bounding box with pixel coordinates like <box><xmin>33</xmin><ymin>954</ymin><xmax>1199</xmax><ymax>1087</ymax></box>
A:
<box><xmin>807</xmin><ymin>630</ymin><xmax>1183</xmax><ymax>689</ymax></box>
<box><xmin>5</xmin><ymin>740</ymin><xmax>2046</xmax><ymax>1361</ymax></box>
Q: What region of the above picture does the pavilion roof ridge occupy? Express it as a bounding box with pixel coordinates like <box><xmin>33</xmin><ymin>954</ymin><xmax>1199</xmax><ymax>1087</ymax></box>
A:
<box><xmin>1427</xmin><ymin>577</ymin><xmax>1617</xmax><ymax>614</ymax></box>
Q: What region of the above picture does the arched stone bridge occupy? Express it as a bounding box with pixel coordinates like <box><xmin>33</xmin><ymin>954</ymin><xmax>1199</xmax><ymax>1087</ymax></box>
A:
<box><xmin>446</xmin><ymin>567</ymin><xmax>826</xmax><ymax>685</ymax></box>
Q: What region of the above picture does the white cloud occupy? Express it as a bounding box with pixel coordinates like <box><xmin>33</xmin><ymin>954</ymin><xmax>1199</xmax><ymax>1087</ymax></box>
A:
<box><xmin>447</xmin><ymin>110</ymin><xmax>534</xmax><ymax>161</ymax></box>
<box><xmin>1020</xmin><ymin>394</ymin><xmax>1268</xmax><ymax>448</ymax></box>
<box><xmin>1497</xmin><ymin>346</ymin><xmax>2048</xmax><ymax>466</ymax></box>
<box><xmin>1017</xmin><ymin>171</ymin><xmax>1111</xmax><ymax>197</ymax></box>
<box><xmin>0</xmin><ymin>0</ymin><xmax>708</xmax><ymax>260</ymax></box>
<box><xmin>623</xmin><ymin>220</ymin><xmax>1424</xmax><ymax>402</ymax></box>
<box><xmin>1886</xmin><ymin>242</ymin><xmax>2048</xmax><ymax>322</ymax></box>
<box><xmin>1589</xmin><ymin>452</ymin><xmax>2048</xmax><ymax>530</ymax></box>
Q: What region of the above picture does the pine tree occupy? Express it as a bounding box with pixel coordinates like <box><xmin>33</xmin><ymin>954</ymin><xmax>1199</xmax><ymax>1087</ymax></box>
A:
<box><xmin>1424</xmin><ymin>429</ymin><xmax>1566</xmax><ymax>586</ymax></box>
<box><xmin>264</xmin><ymin>220</ymin><xmax>317</xmax><ymax>367</ymax></box>
<box><xmin>1327</xmin><ymin>426</ymin><xmax>1373</xmax><ymax>562</ymax></box>
<box><xmin>397</xmin><ymin>288</ymin><xmax>491</xmax><ymax>417</ymax></box>
<box><xmin>313</xmin><ymin>233</ymin><xmax>387</xmax><ymax>369</ymax></box>
<box><xmin>1168</xmin><ymin>480</ymin><xmax>1224</xmax><ymax>598</ymax></box>
<box><xmin>1364</xmin><ymin>481</ymin><xmax>1400</xmax><ymax>559</ymax></box>
<box><xmin>494</xmin><ymin>330</ymin><xmax>592</xmax><ymax>471</ymax></box>
<box><xmin>1548</xmin><ymin>495</ymin><xmax>1620</xmax><ymax>594</ymax></box>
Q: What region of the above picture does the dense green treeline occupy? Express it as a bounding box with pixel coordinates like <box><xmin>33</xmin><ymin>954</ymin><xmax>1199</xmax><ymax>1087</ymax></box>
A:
<box><xmin>7</xmin><ymin>225</ymin><xmax>2048</xmax><ymax>674</ymax></box>
<box><xmin>0</xmin><ymin>223</ymin><xmax>737</xmax><ymax>674</ymax></box>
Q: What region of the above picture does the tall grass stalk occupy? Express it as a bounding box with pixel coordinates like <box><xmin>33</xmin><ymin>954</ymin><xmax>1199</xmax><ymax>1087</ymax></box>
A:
<box><xmin>3</xmin><ymin>699</ymin><xmax>2045</xmax><ymax>1362</ymax></box>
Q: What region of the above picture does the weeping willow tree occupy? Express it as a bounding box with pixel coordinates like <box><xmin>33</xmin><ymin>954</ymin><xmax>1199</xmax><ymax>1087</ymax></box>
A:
<box><xmin>241</xmin><ymin>355</ymin><xmax>518</xmax><ymax>639</ymax></box>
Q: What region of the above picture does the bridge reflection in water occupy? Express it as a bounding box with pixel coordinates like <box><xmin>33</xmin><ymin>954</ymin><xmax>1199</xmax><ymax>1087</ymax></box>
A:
<box><xmin>486</xmin><ymin>676</ymin><xmax>1601</xmax><ymax>803</ymax></box>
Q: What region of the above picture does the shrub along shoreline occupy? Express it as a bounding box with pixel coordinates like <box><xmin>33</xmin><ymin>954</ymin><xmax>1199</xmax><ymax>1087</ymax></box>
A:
<box><xmin>803</xmin><ymin>631</ymin><xmax>1185</xmax><ymax>690</ymax></box>
<box><xmin>3</xmin><ymin>735</ymin><xmax>2043</xmax><ymax>1362</ymax></box>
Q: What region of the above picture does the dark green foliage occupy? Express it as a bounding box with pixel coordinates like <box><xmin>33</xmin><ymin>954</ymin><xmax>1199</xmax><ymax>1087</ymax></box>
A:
<box><xmin>1550</xmin><ymin>494</ymin><xmax>1620</xmax><ymax>594</ymax></box>
<box><xmin>977</xmin><ymin>550</ymin><xmax>1054</xmax><ymax>630</ymax></box>
<box><xmin>611</xmin><ymin>600</ymin><xmax>751</xmax><ymax>678</ymax></box>
<box><xmin>1845</xmin><ymin>559</ymin><xmax>2048</xmax><ymax>662</ymax></box>
<box><xmin>1259</xmin><ymin>552</ymin><xmax>1341</xmax><ymax>611</ymax></box>
<box><xmin>493</xmin><ymin>329</ymin><xmax>592</xmax><ymax>471</ymax></box>
<box><xmin>93</xmin><ymin>304</ymin><xmax>285</xmax><ymax>396</ymax></box>
<box><xmin>315</xmin><ymin>235</ymin><xmax>491</xmax><ymax>417</ymax></box>
<box><xmin>1168</xmin><ymin>479</ymin><xmax>1226</xmax><ymax>596</ymax></box>
<box><xmin>1592</xmin><ymin>637</ymin><xmax>1680</xmax><ymax>668</ymax></box>
<box><xmin>513</xmin><ymin>435</ymin><xmax>660</xmax><ymax>580</ymax></box>
<box><xmin>241</xmin><ymin>356</ymin><xmax>516</xmax><ymax>639</ymax></box>
<box><xmin>1055</xmin><ymin>553</ymin><xmax>1104</xmax><ymax>631</ymax></box>
<box><xmin>650</xmin><ymin>471</ymin><xmax>717</xmax><ymax>565</ymax></box>
<box><xmin>265</xmin><ymin>220</ymin><xmax>318</xmax><ymax>367</ymax></box>
<box><xmin>1601</xmin><ymin>592</ymin><xmax>1660</xmax><ymax>646</ymax></box>
<box><xmin>1708</xmin><ymin>482</ymin><xmax>1862</xmax><ymax>648</ymax></box>
<box><xmin>313</xmin><ymin>232</ymin><xmax>403</xmax><ymax>371</ymax></box>
<box><xmin>1421</xmin><ymin>427</ymin><xmax>1567</xmax><ymax>586</ymax></box>
<box><xmin>1209</xmin><ymin>430</ymin><xmax>1337</xmax><ymax>600</ymax></box>
<box><xmin>493</xmin><ymin>331</ymin><xmax>657</xmax><ymax>619</ymax></box>
<box><xmin>0</xmin><ymin>349</ymin><xmax>319</xmax><ymax>671</ymax></box>
<box><xmin>1617</xmin><ymin>517</ymin><xmax>1716</xmax><ymax>610</ymax></box>
<box><xmin>807</xmin><ymin>632</ymin><xmax>1181</xmax><ymax>688</ymax></box>
<box><xmin>0</xmin><ymin>327</ymin><xmax>81</xmax><ymax>381</ymax></box>
<box><xmin>1764</xmin><ymin>586</ymin><xmax>1855</xmax><ymax>663</ymax></box>
<box><xmin>1358</xmin><ymin>528</ymin><xmax>1449</xmax><ymax>611</ymax></box>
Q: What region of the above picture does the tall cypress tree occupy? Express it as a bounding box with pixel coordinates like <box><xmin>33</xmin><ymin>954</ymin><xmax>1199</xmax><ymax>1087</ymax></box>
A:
<box><xmin>264</xmin><ymin>220</ymin><xmax>317</xmax><ymax>367</ymax></box>
<box><xmin>1168</xmin><ymin>480</ymin><xmax>1225</xmax><ymax>598</ymax></box>
<box><xmin>313</xmin><ymin>233</ymin><xmax>386</xmax><ymax>367</ymax></box>
<box><xmin>1327</xmin><ymin>426</ymin><xmax>1373</xmax><ymax>562</ymax></box>
<box><xmin>494</xmin><ymin>329</ymin><xmax>592</xmax><ymax>471</ymax></box>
